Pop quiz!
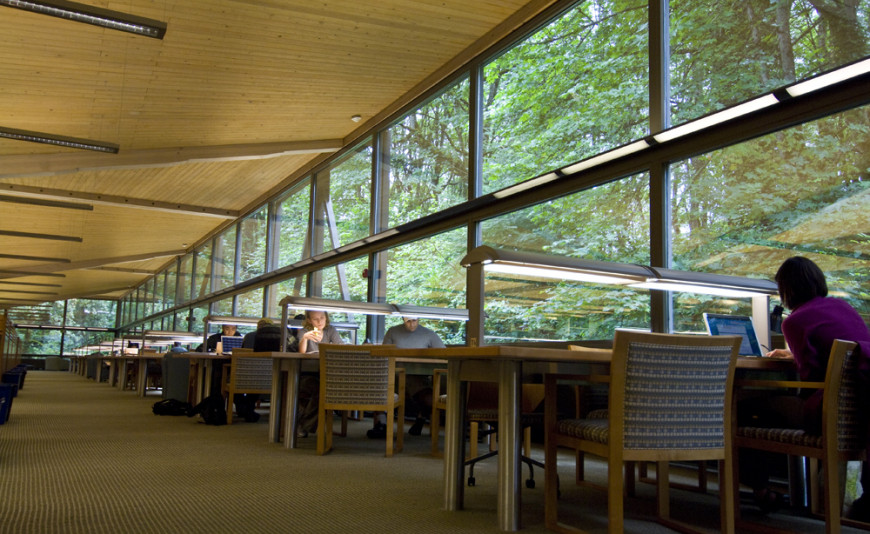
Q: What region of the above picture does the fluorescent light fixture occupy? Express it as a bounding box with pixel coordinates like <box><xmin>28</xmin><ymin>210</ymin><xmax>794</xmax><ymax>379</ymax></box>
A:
<box><xmin>786</xmin><ymin>58</ymin><xmax>870</xmax><ymax>97</ymax></box>
<box><xmin>629</xmin><ymin>281</ymin><xmax>769</xmax><ymax>298</ymax></box>
<box><xmin>462</xmin><ymin>246</ymin><xmax>651</xmax><ymax>286</ymax></box>
<box><xmin>484</xmin><ymin>262</ymin><xmax>643</xmax><ymax>286</ymax></box>
<box><xmin>393</xmin><ymin>305</ymin><xmax>469</xmax><ymax>322</ymax></box>
<box><xmin>560</xmin><ymin>140</ymin><xmax>650</xmax><ymax>175</ymax></box>
<box><xmin>653</xmin><ymin>95</ymin><xmax>779</xmax><ymax>143</ymax></box>
<box><xmin>0</xmin><ymin>0</ymin><xmax>167</xmax><ymax>39</ymax></box>
<box><xmin>493</xmin><ymin>172</ymin><xmax>560</xmax><ymax>199</ymax></box>
<box><xmin>282</xmin><ymin>296</ymin><xmax>396</xmax><ymax>316</ymax></box>
<box><xmin>0</xmin><ymin>125</ymin><xmax>119</xmax><ymax>153</ymax></box>
<box><xmin>462</xmin><ymin>246</ymin><xmax>777</xmax><ymax>298</ymax></box>
<box><xmin>203</xmin><ymin>316</ymin><xmax>278</xmax><ymax>327</ymax></box>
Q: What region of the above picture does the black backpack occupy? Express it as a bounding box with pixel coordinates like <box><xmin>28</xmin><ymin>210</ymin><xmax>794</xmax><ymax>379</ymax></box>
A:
<box><xmin>187</xmin><ymin>395</ymin><xmax>227</xmax><ymax>426</ymax></box>
<box><xmin>152</xmin><ymin>398</ymin><xmax>192</xmax><ymax>416</ymax></box>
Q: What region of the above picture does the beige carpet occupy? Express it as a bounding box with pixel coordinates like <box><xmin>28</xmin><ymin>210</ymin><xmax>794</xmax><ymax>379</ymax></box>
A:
<box><xmin>0</xmin><ymin>372</ymin><xmax>860</xmax><ymax>533</ymax></box>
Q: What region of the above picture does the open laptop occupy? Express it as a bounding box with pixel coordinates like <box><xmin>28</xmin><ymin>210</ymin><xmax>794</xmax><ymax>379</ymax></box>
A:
<box><xmin>220</xmin><ymin>335</ymin><xmax>244</xmax><ymax>354</ymax></box>
<box><xmin>703</xmin><ymin>313</ymin><xmax>764</xmax><ymax>357</ymax></box>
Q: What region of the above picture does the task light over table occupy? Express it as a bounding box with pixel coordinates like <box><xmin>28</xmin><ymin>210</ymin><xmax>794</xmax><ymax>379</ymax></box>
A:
<box><xmin>461</xmin><ymin>246</ymin><xmax>778</xmax><ymax>347</ymax></box>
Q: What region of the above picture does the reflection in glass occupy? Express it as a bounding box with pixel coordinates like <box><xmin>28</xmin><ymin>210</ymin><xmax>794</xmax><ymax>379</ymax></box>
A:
<box><xmin>670</xmin><ymin>106</ymin><xmax>870</xmax><ymax>329</ymax></box>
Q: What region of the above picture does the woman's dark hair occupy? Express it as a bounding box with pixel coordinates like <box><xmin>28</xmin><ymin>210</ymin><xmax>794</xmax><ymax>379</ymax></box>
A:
<box><xmin>774</xmin><ymin>256</ymin><xmax>828</xmax><ymax>310</ymax></box>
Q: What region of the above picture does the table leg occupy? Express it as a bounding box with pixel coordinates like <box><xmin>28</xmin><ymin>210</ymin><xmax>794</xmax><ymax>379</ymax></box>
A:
<box><xmin>443</xmin><ymin>360</ymin><xmax>467</xmax><ymax>511</ymax></box>
<box><xmin>269</xmin><ymin>359</ymin><xmax>283</xmax><ymax>443</ymax></box>
<box><xmin>137</xmin><ymin>359</ymin><xmax>147</xmax><ymax>397</ymax></box>
<box><xmin>283</xmin><ymin>359</ymin><xmax>301</xmax><ymax>449</ymax></box>
<box><xmin>497</xmin><ymin>360</ymin><xmax>522</xmax><ymax>531</ymax></box>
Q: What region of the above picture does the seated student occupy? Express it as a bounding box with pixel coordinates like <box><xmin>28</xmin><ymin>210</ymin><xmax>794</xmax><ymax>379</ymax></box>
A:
<box><xmin>233</xmin><ymin>318</ymin><xmax>284</xmax><ymax>422</ymax></box>
<box><xmin>199</xmin><ymin>324</ymin><xmax>242</xmax><ymax>399</ymax></box>
<box><xmin>295</xmin><ymin>310</ymin><xmax>343</xmax><ymax>437</ymax></box>
<box><xmin>739</xmin><ymin>256</ymin><xmax>870</xmax><ymax>514</ymax></box>
<box><xmin>371</xmin><ymin>316</ymin><xmax>445</xmax><ymax>438</ymax></box>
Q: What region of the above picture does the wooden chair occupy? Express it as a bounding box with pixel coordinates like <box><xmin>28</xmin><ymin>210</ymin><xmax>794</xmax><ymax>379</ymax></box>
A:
<box><xmin>221</xmin><ymin>350</ymin><xmax>272</xmax><ymax>425</ymax></box>
<box><xmin>544</xmin><ymin>330</ymin><xmax>740</xmax><ymax>534</ymax></box>
<box><xmin>732</xmin><ymin>339</ymin><xmax>865</xmax><ymax>534</ymax></box>
<box><xmin>316</xmin><ymin>344</ymin><xmax>404</xmax><ymax>457</ymax></box>
<box><xmin>431</xmin><ymin>369</ymin><xmax>544</xmax><ymax>488</ymax></box>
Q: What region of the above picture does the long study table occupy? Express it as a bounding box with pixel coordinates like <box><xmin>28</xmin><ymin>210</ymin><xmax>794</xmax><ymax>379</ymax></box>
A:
<box><xmin>369</xmin><ymin>344</ymin><xmax>795</xmax><ymax>532</ymax></box>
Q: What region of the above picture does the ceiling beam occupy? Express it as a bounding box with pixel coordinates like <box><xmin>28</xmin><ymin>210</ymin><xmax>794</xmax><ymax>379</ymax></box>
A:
<box><xmin>0</xmin><ymin>249</ymin><xmax>186</xmax><ymax>277</ymax></box>
<box><xmin>0</xmin><ymin>139</ymin><xmax>343</xmax><ymax>179</ymax></box>
<box><xmin>0</xmin><ymin>184</ymin><xmax>239</xmax><ymax>218</ymax></box>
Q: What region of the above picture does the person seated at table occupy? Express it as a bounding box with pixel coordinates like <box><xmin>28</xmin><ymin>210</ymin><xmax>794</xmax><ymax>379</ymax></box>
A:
<box><xmin>233</xmin><ymin>318</ymin><xmax>284</xmax><ymax>422</ymax></box>
<box><xmin>296</xmin><ymin>310</ymin><xmax>343</xmax><ymax>437</ymax></box>
<box><xmin>738</xmin><ymin>256</ymin><xmax>870</xmax><ymax>513</ymax></box>
<box><xmin>242</xmin><ymin>317</ymin><xmax>283</xmax><ymax>351</ymax></box>
<box><xmin>369</xmin><ymin>316</ymin><xmax>446</xmax><ymax>438</ymax></box>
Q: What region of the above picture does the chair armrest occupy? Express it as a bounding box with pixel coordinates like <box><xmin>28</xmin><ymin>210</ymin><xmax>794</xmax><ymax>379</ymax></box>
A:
<box><xmin>735</xmin><ymin>379</ymin><xmax>825</xmax><ymax>390</ymax></box>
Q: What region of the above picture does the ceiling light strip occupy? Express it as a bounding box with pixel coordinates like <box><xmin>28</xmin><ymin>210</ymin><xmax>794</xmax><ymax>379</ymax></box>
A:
<box><xmin>0</xmin><ymin>229</ymin><xmax>82</xmax><ymax>242</ymax></box>
<box><xmin>0</xmin><ymin>194</ymin><xmax>93</xmax><ymax>210</ymax></box>
<box><xmin>0</xmin><ymin>126</ymin><xmax>119</xmax><ymax>153</ymax></box>
<box><xmin>0</xmin><ymin>0</ymin><xmax>167</xmax><ymax>39</ymax></box>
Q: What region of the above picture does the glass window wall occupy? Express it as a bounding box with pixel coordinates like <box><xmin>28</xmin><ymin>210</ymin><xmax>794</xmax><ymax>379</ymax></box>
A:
<box><xmin>482</xmin><ymin>0</ymin><xmax>649</xmax><ymax>194</ymax></box>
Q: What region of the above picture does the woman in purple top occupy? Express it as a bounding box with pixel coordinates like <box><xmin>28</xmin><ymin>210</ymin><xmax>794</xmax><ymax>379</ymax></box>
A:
<box><xmin>767</xmin><ymin>256</ymin><xmax>870</xmax><ymax>430</ymax></box>
<box><xmin>742</xmin><ymin>256</ymin><xmax>870</xmax><ymax>513</ymax></box>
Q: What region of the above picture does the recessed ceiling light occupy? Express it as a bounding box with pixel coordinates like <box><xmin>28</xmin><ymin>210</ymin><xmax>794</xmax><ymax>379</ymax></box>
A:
<box><xmin>350</xmin><ymin>115</ymin><xmax>362</xmax><ymax>123</ymax></box>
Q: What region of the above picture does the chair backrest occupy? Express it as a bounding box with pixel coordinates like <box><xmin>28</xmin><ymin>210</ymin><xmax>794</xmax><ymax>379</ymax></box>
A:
<box><xmin>230</xmin><ymin>354</ymin><xmax>272</xmax><ymax>392</ymax></box>
<box><xmin>609</xmin><ymin>330</ymin><xmax>740</xmax><ymax>451</ymax></box>
<box><xmin>822</xmin><ymin>340</ymin><xmax>864</xmax><ymax>453</ymax></box>
<box><xmin>319</xmin><ymin>344</ymin><xmax>396</xmax><ymax>406</ymax></box>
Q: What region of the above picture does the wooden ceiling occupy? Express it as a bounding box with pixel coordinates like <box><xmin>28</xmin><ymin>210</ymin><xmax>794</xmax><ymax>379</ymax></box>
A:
<box><xmin>0</xmin><ymin>0</ymin><xmax>556</xmax><ymax>309</ymax></box>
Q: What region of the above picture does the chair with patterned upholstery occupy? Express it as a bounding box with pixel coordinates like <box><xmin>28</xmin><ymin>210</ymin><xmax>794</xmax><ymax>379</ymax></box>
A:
<box><xmin>222</xmin><ymin>349</ymin><xmax>272</xmax><ymax>425</ymax></box>
<box><xmin>732</xmin><ymin>339</ymin><xmax>865</xmax><ymax>534</ymax></box>
<box><xmin>544</xmin><ymin>330</ymin><xmax>740</xmax><ymax>534</ymax></box>
<box><xmin>317</xmin><ymin>344</ymin><xmax>404</xmax><ymax>457</ymax></box>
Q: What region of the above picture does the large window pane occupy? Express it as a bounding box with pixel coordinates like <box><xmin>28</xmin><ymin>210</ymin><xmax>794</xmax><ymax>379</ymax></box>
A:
<box><xmin>481</xmin><ymin>173</ymin><xmax>651</xmax><ymax>341</ymax></box>
<box><xmin>193</xmin><ymin>241</ymin><xmax>213</xmax><ymax>299</ymax></box>
<box><xmin>239</xmin><ymin>207</ymin><xmax>267</xmax><ymax>282</ymax></box>
<box><xmin>670</xmin><ymin>0</ymin><xmax>870</xmax><ymax>125</ymax></box>
<box><xmin>482</xmin><ymin>0</ymin><xmax>649</xmax><ymax>194</ymax></box>
<box><xmin>164</xmin><ymin>262</ymin><xmax>177</xmax><ymax>310</ymax></box>
<box><xmin>269</xmin><ymin>275</ymin><xmax>307</xmax><ymax>319</ymax></box>
<box><xmin>275</xmin><ymin>179</ymin><xmax>311</xmax><ymax>267</ymax></box>
<box><xmin>670</xmin><ymin>105</ymin><xmax>870</xmax><ymax>330</ymax></box>
<box><xmin>384</xmin><ymin>79</ymin><xmax>469</xmax><ymax>228</ymax></box>
<box><xmin>315</xmin><ymin>140</ymin><xmax>372</xmax><ymax>252</ymax></box>
<box><xmin>236</xmin><ymin>287</ymin><xmax>264</xmax><ymax>319</ymax></box>
<box><xmin>20</xmin><ymin>328</ymin><xmax>62</xmax><ymax>355</ymax></box>
<box><xmin>177</xmin><ymin>252</ymin><xmax>193</xmax><ymax>305</ymax></box>
<box><xmin>384</xmin><ymin>228</ymin><xmax>467</xmax><ymax>345</ymax></box>
<box><xmin>65</xmin><ymin>299</ymin><xmax>116</xmax><ymax>328</ymax></box>
<box><xmin>213</xmin><ymin>225</ymin><xmax>237</xmax><ymax>292</ymax></box>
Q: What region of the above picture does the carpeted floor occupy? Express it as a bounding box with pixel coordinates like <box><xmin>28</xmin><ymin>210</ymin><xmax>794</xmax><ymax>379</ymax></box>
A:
<box><xmin>1</xmin><ymin>371</ymin><xmax>864</xmax><ymax>533</ymax></box>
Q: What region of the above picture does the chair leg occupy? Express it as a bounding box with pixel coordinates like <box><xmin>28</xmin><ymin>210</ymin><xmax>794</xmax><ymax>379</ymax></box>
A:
<box><xmin>396</xmin><ymin>402</ymin><xmax>404</xmax><ymax>454</ymax></box>
<box><xmin>431</xmin><ymin>405</ymin><xmax>442</xmax><ymax>456</ymax></box>
<box><xmin>656</xmin><ymin>461</ymin><xmax>670</xmax><ymax>521</ymax></box>
<box><xmin>386</xmin><ymin>410</ymin><xmax>394</xmax><ymax>458</ymax></box>
<box><xmin>607</xmin><ymin>459</ymin><xmax>625</xmax><ymax>534</ymax></box>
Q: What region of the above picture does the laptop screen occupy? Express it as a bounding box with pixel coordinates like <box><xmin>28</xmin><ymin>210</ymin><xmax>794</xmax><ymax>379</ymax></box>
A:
<box><xmin>703</xmin><ymin>313</ymin><xmax>763</xmax><ymax>357</ymax></box>
<box><xmin>220</xmin><ymin>335</ymin><xmax>244</xmax><ymax>353</ymax></box>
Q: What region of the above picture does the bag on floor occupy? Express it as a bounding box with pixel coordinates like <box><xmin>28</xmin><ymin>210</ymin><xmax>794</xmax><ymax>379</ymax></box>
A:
<box><xmin>187</xmin><ymin>395</ymin><xmax>227</xmax><ymax>426</ymax></box>
<box><xmin>152</xmin><ymin>398</ymin><xmax>192</xmax><ymax>416</ymax></box>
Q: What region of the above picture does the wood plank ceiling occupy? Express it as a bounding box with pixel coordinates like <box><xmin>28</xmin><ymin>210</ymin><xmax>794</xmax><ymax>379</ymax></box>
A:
<box><xmin>0</xmin><ymin>0</ymin><xmax>555</xmax><ymax>309</ymax></box>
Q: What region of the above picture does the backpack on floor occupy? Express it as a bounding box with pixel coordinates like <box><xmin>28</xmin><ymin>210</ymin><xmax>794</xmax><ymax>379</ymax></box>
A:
<box><xmin>187</xmin><ymin>395</ymin><xmax>227</xmax><ymax>426</ymax></box>
<box><xmin>152</xmin><ymin>398</ymin><xmax>192</xmax><ymax>416</ymax></box>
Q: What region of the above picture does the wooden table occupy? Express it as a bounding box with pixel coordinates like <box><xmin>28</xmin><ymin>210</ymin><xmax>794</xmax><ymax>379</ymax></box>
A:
<box><xmin>268</xmin><ymin>352</ymin><xmax>449</xmax><ymax>449</ymax></box>
<box><xmin>370</xmin><ymin>345</ymin><xmax>794</xmax><ymax>532</ymax></box>
<box><xmin>371</xmin><ymin>345</ymin><xmax>609</xmax><ymax>531</ymax></box>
